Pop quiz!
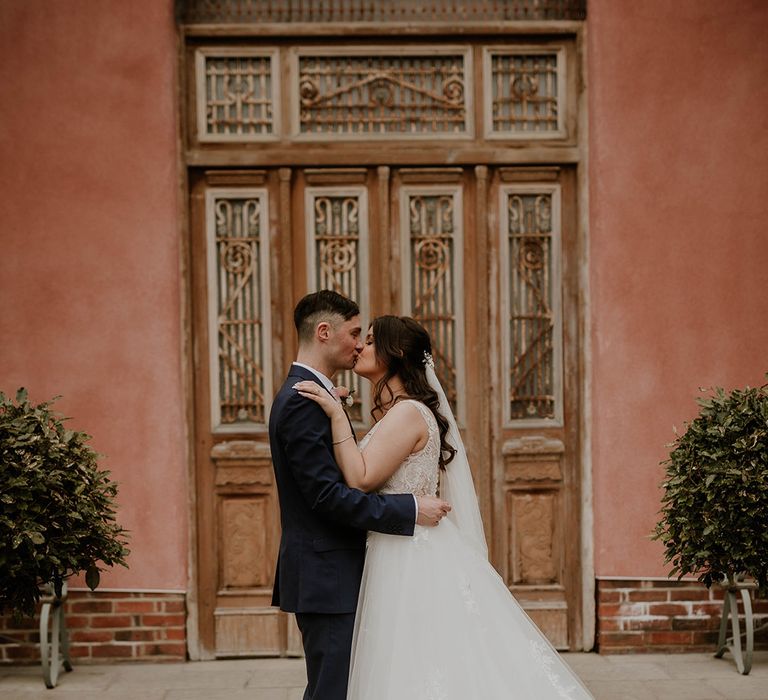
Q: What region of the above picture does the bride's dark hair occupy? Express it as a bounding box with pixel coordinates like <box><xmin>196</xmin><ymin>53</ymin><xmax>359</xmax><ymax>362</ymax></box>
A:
<box><xmin>370</xmin><ymin>316</ymin><xmax>456</xmax><ymax>469</ymax></box>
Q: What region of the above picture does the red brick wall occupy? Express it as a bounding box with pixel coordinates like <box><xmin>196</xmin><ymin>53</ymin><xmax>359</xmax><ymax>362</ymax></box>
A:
<box><xmin>0</xmin><ymin>591</ymin><xmax>186</xmax><ymax>664</ymax></box>
<box><xmin>597</xmin><ymin>578</ymin><xmax>768</xmax><ymax>653</ymax></box>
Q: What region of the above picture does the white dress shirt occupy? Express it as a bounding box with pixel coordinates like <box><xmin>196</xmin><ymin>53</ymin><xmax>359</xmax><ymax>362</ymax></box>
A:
<box><xmin>293</xmin><ymin>362</ymin><xmax>335</xmax><ymax>394</ymax></box>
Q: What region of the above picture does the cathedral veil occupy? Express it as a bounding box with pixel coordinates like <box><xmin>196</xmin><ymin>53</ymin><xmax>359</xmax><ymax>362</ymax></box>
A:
<box><xmin>424</xmin><ymin>354</ymin><xmax>488</xmax><ymax>559</ymax></box>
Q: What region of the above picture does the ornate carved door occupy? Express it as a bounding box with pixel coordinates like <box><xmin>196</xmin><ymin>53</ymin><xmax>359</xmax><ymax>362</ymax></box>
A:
<box><xmin>183</xmin><ymin>13</ymin><xmax>588</xmax><ymax>655</ymax></box>
<box><xmin>190</xmin><ymin>163</ymin><xmax>582</xmax><ymax>656</ymax></box>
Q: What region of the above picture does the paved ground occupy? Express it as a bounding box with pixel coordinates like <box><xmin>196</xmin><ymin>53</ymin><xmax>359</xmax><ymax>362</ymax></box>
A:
<box><xmin>0</xmin><ymin>652</ymin><xmax>766</xmax><ymax>699</ymax></box>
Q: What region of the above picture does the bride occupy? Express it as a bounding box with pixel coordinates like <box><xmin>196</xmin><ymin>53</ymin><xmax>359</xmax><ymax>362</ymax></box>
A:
<box><xmin>294</xmin><ymin>315</ymin><xmax>594</xmax><ymax>700</ymax></box>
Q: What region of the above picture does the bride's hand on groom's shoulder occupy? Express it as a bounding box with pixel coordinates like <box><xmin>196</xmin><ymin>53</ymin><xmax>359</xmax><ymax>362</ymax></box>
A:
<box><xmin>292</xmin><ymin>381</ymin><xmax>345</xmax><ymax>418</ymax></box>
<box><xmin>415</xmin><ymin>495</ymin><xmax>451</xmax><ymax>527</ymax></box>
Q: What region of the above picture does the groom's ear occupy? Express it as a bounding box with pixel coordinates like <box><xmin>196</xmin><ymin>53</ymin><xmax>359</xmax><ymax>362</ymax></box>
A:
<box><xmin>316</xmin><ymin>321</ymin><xmax>332</xmax><ymax>342</ymax></box>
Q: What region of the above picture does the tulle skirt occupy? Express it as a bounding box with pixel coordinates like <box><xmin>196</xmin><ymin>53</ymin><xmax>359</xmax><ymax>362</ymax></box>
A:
<box><xmin>347</xmin><ymin>519</ymin><xmax>593</xmax><ymax>700</ymax></box>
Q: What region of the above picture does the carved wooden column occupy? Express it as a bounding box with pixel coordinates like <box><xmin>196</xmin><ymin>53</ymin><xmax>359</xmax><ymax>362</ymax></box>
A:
<box><xmin>276</xmin><ymin>167</ymin><xmax>293</xmax><ymax>376</ymax></box>
<box><xmin>473</xmin><ymin>164</ymin><xmax>492</xmax><ymax>535</ymax></box>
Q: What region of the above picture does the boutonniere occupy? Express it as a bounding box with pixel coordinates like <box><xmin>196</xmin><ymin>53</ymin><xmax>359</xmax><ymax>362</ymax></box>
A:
<box><xmin>334</xmin><ymin>386</ymin><xmax>355</xmax><ymax>408</ymax></box>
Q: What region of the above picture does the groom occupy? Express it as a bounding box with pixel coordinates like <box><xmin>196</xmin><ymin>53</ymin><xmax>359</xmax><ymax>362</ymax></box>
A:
<box><xmin>269</xmin><ymin>290</ymin><xmax>450</xmax><ymax>700</ymax></box>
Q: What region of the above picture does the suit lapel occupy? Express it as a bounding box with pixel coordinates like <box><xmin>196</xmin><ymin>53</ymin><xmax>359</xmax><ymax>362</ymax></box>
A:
<box><xmin>288</xmin><ymin>364</ymin><xmax>333</xmax><ymax>394</ymax></box>
<box><xmin>288</xmin><ymin>364</ymin><xmax>357</xmax><ymax>443</ymax></box>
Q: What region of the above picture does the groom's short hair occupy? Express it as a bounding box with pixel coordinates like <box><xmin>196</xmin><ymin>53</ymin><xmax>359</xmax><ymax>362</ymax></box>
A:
<box><xmin>294</xmin><ymin>290</ymin><xmax>359</xmax><ymax>344</ymax></box>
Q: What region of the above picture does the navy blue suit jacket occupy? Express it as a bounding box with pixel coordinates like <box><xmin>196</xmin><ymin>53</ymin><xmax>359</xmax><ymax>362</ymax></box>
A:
<box><xmin>269</xmin><ymin>364</ymin><xmax>416</xmax><ymax>614</ymax></box>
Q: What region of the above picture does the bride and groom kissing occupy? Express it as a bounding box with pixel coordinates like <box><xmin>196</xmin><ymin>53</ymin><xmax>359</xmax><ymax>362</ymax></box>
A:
<box><xmin>269</xmin><ymin>290</ymin><xmax>593</xmax><ymax>699</ymax></box>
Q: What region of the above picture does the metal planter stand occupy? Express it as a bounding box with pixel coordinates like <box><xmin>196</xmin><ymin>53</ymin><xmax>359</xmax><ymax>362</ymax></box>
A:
<box><xmin>714</xmin><ymin>576</ymin><xmax>761</xmax><ymax>675</ymax></box>
<box><xmin>39</xmin><ymin>582</ymin><xmax>73</xmax><ymax>688</ymax></box>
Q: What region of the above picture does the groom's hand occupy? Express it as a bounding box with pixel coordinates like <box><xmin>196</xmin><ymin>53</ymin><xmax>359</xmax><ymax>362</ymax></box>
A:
<box><xmin>415</xmin><ymin>496</ymin><xmax>451</xmax><ymax>527</ymax></box>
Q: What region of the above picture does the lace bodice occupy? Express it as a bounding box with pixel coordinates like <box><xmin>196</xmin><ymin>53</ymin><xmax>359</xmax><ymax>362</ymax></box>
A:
<box><xmin>358</xmin><ymin>400</ymin><xmax>440</xmax><ymax>497</ymax></box>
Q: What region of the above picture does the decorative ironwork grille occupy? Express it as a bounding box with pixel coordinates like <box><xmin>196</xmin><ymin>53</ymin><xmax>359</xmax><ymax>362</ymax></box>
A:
<box><xmin>179</xmin><ymin>0</ymin><xmax>586</xmax><ymax>23</ymax></box>
<box><xmin>197</xmin><ymin>51</ymin><xmax>276</xmax><ymax>140</ymax></box>
<box><xmin>306</xmin><ymin>189</ymin><xmax>368</xmax><ymax>422</ymax></box>
<box><xmin>297</xmin><ymin>52</ymin><xmax>468</xmax><ymax>136</ymax></box>
<box><xmin>489</xmin><ymin>51</ymin><xmax>561</xmax><ymax>136</ymax></box>
<box><xmin>402</xmin><ymin>188</ymin><xmax>463</xmax><ymax>418</ymax></box>
<box><xmin>503</xmin><ymin>188</ymin><xmax>561</xmax><ymax>422</ymax></box>
<box><xmin>207</xmin><ymin>191</ymin><xmax>271</xmax><ymax>430</ymax></box>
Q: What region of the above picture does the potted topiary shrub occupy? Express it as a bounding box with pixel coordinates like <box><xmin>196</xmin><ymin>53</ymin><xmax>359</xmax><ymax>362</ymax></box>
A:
<box><xmin>653</xmin><ymin>380</ymin><xmax>768</xmax><ymax>673</ymax></box>
<box><xmin>0</xmin><ymin>388</ymin><xmax>129</xmax><ymax>685</ymax></box>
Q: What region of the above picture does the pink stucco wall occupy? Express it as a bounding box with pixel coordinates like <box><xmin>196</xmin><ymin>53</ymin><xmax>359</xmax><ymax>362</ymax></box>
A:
<box><xmin>0</xmin><ymin>2</ymin><xmax>185</xmax><ymax>589</ymax></box>
<box><xmin>588</xmin><ymin>0</ymin><xmax>768</xmax><ymax>577</ymax></box>
<box><xmin>2</xmin><ymin>0</ymin><xmax>766</xmax><ymax>592</ymax></box>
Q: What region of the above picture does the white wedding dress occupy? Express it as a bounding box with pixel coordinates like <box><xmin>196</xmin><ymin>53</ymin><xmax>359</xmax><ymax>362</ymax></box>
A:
<box><xmin>347</xmin><ymin>400</ymin><xmax>594</xmax><ymax>700</ymax></box>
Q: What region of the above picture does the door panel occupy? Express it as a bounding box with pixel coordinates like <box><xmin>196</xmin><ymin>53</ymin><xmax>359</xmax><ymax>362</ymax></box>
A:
<box><xmin>393</xmin><ymin>168</ymin><xmax>467</xmax><ymax>420</ymax></box>
<box><xmin>295</xmin><ymin>167</ymin><xmax>375</xmax><ymax>425</ymax></box>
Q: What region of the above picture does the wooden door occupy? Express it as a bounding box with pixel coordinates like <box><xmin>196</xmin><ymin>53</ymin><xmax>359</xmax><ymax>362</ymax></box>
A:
<box><xmin>190</xmin><ymin>164</ymin><xmax>583</xmax><ymax>656</ymax></box>
<box><xmin>488</xmin><ymin>166</ymin><xmax>583</xmax><ymax>649</ymax></box>
<box><xmin>190</xmin><ymin>168</ymin><xmax>293</xmax><ymax>658</ymax></box>
<box><xmin>390</xmin><ymin>164</ymin><xmax>584</xmax><ymax>650</ymax></box>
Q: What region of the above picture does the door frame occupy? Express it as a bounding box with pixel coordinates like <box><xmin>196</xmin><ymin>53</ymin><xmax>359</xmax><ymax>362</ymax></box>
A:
<box><xmin>177</xmin><ymin>25</ymin><xmax>594</xmax><ymax>658</ymax></box>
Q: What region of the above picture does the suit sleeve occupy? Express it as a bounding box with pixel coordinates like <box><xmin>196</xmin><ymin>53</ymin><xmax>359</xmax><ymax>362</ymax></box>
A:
<box><xmin>278</xmin><ymin>393</ymin><xmax>416</xmax><ymax>536</ymax></box>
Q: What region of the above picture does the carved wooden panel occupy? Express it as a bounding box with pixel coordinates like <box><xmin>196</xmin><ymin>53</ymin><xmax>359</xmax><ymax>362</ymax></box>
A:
<box><xmin>214</xmin><ymin>609</ymin><xmax>282</xmax><ymax>656</ymax></box>
<box><xmin>484</xmin><ymin>48</ymin><xmax>565</xmax><ymax>138</ymax></box>
<box><xmin>220</xmin><ymin>497</ymin><xmax>270</xmax><ymax>588</ymax></box>
<box><xmin>500</xmin><ymin>184</ymin><xmax>562</xmax><ymax>425</ymax></box>
<box><xmin>180</xmin><ymin>1</ymin><xmax>587</xmax><ymax>24</ymax></box>
<box><xmin>305</xmin><ymin>185</ymin><xmax>369</xmax><ymax>422</ymax></box>
<box><xmin>196</xmin><ymin>49</ymin><xmax>279</xmax><ymax>141</ymax></box>
<box><xmin>507</xmin><ymin>491</ymin><xmax>560</xmax><ymax>584</ymax></box>
<box><xmin>293</xmin><ymin>48</ymin><xmax>471</xmax><ymax>138</ymax></box>
<box><xmin>206</xmin><ymin>189</ymin><xmax>272</xmax><ymax>431</ymax></box>
<box><xmin>502</xmin><ymin>435</ymin><xmax>567</xmax><ymax>647</ymax></box>
<box><xmin>400</xmin><ymin>184</ymin><xmax>464</xmax><ymax>421</ymax></box>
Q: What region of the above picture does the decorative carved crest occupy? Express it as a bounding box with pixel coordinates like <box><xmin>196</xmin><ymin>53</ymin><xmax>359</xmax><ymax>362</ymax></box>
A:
<box><xmin>297</xmin><ymin>52</ymin><xmax>469</xmax><ymax>137</ymax></box>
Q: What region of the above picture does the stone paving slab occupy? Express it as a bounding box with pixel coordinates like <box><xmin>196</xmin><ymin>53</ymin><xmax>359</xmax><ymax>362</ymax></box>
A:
<box><xmin>0</xmin><ymin>652</ymin><xmax>765</xmax><ymax>699</ymax></box>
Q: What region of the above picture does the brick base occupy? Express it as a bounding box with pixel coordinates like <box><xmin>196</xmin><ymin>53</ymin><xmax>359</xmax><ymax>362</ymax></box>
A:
<box><xmin>0</xmin><ymin>590</ymin><xmax>186</xmax><ymax>664</ymax></box>
<box><xmin>597</xmin><ymin>578</ymin><xmax>768</xmax><ymax>653</ymax></box>
<box><xmin>4</xmin><ymin>581</ymin><xmax>765</xmax><ymax>660</ymax></box>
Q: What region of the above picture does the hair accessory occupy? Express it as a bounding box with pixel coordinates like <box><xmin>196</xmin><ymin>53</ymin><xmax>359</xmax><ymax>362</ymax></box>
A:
<box><xmin>423</xmin><ymin>352</ymin><xmax>435</xmax><ymax>369</ymax></box>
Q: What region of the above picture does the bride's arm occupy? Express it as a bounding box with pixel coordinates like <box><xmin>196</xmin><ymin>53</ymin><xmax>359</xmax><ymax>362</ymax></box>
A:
<box><xmin>293</xmin><ymin>382</ymin><xmax>426</xmax><ymax>492</ymax></box>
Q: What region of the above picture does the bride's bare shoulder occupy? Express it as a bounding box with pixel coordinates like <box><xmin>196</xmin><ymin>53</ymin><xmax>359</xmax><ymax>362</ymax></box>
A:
<box><xmin>385</xmin><ymin>399</ymin><xmax>425</xmax><ymax>418</ymax></box>
<box><xmin>377</xmin><ymin>400</ymin><xmax>429</xmax><ymax>435</ymax></box>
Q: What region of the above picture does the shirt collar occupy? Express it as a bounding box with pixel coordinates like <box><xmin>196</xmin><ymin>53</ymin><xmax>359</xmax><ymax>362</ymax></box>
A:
<box><xmin>292</xmin><ymin>362</ymin><xmax>335</xmax><ymax>393</ymax></box>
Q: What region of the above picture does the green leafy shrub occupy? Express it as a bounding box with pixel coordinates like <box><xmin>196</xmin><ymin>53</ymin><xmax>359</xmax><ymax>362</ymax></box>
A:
<box><xmin>0</xmin><ymin>388</ymin><xmax>129</xmax><ymax>617</ymax></box>
<box><xmin>653</xmin><ymin>382</ymin><xmax>768</xmax><ymax>590</ymax></box>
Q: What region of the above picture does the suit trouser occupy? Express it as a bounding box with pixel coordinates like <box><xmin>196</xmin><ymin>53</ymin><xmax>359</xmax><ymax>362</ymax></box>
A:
<box><xmin>295</xmin><ymin>612</ymin><xmax>356</xmax><ymax>700</ymax></box>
